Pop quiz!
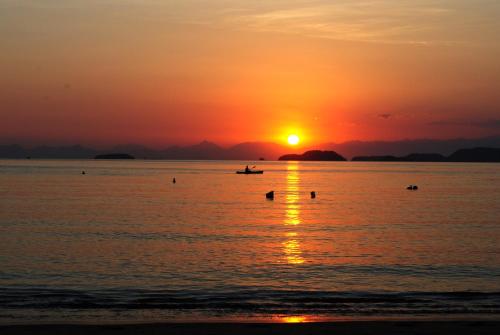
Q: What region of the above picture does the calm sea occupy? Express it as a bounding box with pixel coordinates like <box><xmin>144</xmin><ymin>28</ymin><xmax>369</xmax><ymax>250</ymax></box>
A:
<box><xmin>0</xmin><ymin>159</ymin><xmax>499</xmax><ymax>323</ymax></box>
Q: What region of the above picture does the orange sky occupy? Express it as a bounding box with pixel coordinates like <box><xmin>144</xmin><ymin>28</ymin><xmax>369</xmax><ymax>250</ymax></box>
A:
<box><xmin>1</xmin><ymin>1</ymin><xmax>499</xmax><ymax>148</ymax></box>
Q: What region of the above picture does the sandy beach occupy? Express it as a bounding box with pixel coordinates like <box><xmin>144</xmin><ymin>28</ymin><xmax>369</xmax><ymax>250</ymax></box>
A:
<box><xmin>1</xmin><ymin>321</ymin><xmax>500</xmax><ymax>335</ymax></box>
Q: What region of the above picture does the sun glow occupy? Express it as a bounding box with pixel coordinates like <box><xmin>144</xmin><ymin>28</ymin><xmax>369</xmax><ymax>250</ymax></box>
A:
<box><xmin>287</xmin><ymin>134</ymin><xmax>300</xmax><ymax>145</ymax></box>
<box><xmin>282</xmin><ymin>316</ymin><xmax>308</xmax><ymax>323</ymax></box>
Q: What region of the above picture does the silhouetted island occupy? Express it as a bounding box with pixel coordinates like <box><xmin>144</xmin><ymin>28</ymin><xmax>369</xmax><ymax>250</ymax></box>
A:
<box><xmin>1</xmin><ymin>141</ymin><xmax>499</xmax><ymax>162</ymax></box>
<box><xmin>447</xmin><ymin>147</ymin><xmax>500</xmax><ymax>162</ymax></box>
<box><xmin>279</xmin><ymin>150</ymin><xmax>347</xmax><ymax>161</ymax></box>
<box><xmin>352</xmin><ymin>147</ymin><xmax>499</xmax><ymax>162</ymax></box>
<box><xmin>94</xmin><ymin>153</ymin><xmax>135</xmax><ymax>160</ymax></box>
<box><xmin>352</xmin><ymin>153</ymin><xmax>446</xmax><ymax>162</ymax></box>
<box><xmin>352</xmin><ymin>155</ymin><xmax>399</xmax><ymax>162</ymax></box>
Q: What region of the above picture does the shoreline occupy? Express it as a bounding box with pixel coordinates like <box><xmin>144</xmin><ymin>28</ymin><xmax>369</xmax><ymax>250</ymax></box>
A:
<box><xmin>1</xmin><ymin>321</ymin><xmax>500</xmax><ymax>335</ymax></box>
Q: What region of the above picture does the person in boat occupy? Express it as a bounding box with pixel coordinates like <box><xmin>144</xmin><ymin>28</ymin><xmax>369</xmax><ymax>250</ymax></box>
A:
<box><xmin>245</xmin><ymin>165</ymin><xmax>250</xmax><ymax>173</ymax></box>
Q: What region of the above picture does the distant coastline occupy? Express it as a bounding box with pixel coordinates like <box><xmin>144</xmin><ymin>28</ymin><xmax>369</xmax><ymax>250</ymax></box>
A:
<box><xmin>94</xmin><ymin>153</ymin><xmax>135</xmax><ymax>160</ymax></box>
<box><xmin>0</xmin><ymin>138</ymin><xmax>499</xmax><ymax>162</ymax></box>
<box><xmin>351</xmin><ymin>147</ymin><xmax>500</xmax><ymax>163</ymax></box>
<box><xmin>276</xmin><ymin>147</ymin><xmax>499</xmax><ymax>162</ymax></box>
<box><xmin>279</xmin><ymin>150</ymin><xmax>347</xmax><ymax>161</ymax></box>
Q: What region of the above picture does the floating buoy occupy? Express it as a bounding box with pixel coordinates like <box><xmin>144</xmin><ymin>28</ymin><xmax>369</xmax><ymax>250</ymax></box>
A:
<box><xmin>412</xmin><ymin>185</ymin><xmax>418</xmax><ymax>190</ymax></box>
<box><xmin>311</xmin><ymin>191</ymin><xmax>316</xmax><ymax>199</ymax></box>
<box><xmin>82</xmin><ymin>171</ymin><xmax>86</xmax><ymax>175</ymax></box>
<box><xmin>172</xmin><ymin>177</ymin><xmax>176</xmax><ymax>184</ymax></box>
<box><xmin>266</xmin><ymin>191</ymin><xmax>274</xmax><ymax>200</ymax></box>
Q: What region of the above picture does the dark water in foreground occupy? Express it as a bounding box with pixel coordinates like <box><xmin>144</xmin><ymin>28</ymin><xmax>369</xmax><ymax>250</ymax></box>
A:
<box><xmin>0</xmin><ymin>160</ymin><xmax>499</xmax><ymax>323</ymax></box>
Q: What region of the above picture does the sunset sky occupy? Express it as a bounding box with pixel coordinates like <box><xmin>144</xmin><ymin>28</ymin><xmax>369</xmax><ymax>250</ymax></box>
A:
<box><xmin>1</xmin><ymin>0</ymin><xmax>499</xmax><ymax>147</ymax></box>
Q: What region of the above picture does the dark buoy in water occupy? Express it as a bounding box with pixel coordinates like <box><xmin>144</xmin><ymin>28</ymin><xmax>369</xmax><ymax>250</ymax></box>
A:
<box><xmin>412</xmin><ymin>185</ymin><xmax>418</xmax><ymax>190</ymax></box>
<box><xmin>172</xmin><ymin>177</ymin><xmax>176</xmax><ymax>184</ymax></box>
<box><xmin>82</xmin><ymin>171</ymin><xmax>86</xmax><ymax>175</ymax></box>
<box><xmin>311</xmin><ymin>191</ymin><xmax>316</xmax><ymax>199</ymax></box>
<box><xmin>266</xmin><ymin>191</ymin><xmax>274</xmax><ymax>200</ymax></box>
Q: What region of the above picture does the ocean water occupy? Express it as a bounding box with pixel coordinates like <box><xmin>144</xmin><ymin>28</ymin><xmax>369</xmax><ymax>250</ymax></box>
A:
<box><xmin>0</xmin><ymin>159</ymin><xmax>499</xmax><ymax>323</ymax></box>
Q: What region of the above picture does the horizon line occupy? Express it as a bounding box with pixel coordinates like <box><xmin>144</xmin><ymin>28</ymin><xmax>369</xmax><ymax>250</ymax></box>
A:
<box><xmin>2</xmin><ymin>134</ymin><xmax>500</xmax><ymax>150</ymax></box>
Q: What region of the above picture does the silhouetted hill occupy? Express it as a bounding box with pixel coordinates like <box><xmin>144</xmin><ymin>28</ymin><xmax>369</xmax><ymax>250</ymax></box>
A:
<box><xmin>279</xmin><ymin>150</ymin><xmax>347</xmax><ymax>161</ymax></box>
<box><xmin>0</xmin><ymin>145</ymin><xmax>26</xmax><ymax>158</ymax></box>
<box><xmin>1</xmin><ymin>138</ymin><xmax>499</xmax><ymax>161</ymax></box>
<box><xmin>353</xmin><ymin>148</ymin><xmax>499</xmax><ymax>162</ymax></box>
<box><xmin>117</xmin><ymin>141</ymin><xmax>290</xmax><ymax>160</ymax></box>
<box><xmin>352</xmin><ymin>155</ymin><xmax>399</xmax><ymax>162</ymax></box>
<box><xmin>0</xmin><ymin>141</ymin><xmax>287</xmax><ymax>160</ymax></box>
<box><xmin>448</xmin><ymin>147</ymin><xmax>500</xmax><ymax>162</ymax></box>
<box><xmin>161</xmin><ymin>141</ymin><xmax>226</xmax><ymax>159</ymax></box>
<box><xmin>322</xmin><ymin>136</ymin><xmax>500</xmax><ymax>159</ymax></box>
<box><xmin>95</xmin><ymin>153</ymin><xmax>135</xmax><ymax>159</ymax></box>
<box><xmin>404</xmin><ymin>153</ymin><xmax>446</xmax><ymax>162</ymax></box>
<box><xmin>353</xmin><ymin>153</ymin><xmax>446</xmax><ymax>162</ymax></box>
<box><xmin>29</xmin><ymin>145</ymin><xmax>97</xmax><ymax>159</ymax></box>
<box><xmin>110</xmin><ymin>144</ymin><xmax>162</xmax><ymax>159</ymax></box>
<box><xmin>226</xmin><ymin>142</ymin><xmax>290</xmax><ymax>160</ymax></box>
<box><xmin>0</xmin><ymin>144</ymin><xmax>98</xmax><ymax>159</ymax></box>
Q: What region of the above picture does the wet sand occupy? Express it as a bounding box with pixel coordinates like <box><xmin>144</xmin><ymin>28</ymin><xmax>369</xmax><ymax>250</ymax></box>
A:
<box><xmin>1</xmin><ymin>321</ymin><xmax>499</xmax><ymax>335</ymax></box>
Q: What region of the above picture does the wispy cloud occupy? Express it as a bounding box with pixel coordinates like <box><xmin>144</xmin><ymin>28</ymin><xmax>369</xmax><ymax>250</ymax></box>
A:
<box><xmin>215</xmin><ymin>0</ymin><xmax>500</xmax><ymax>45</ymax></box>
<box><xmin>4</xmin><ymin>1</ymin><xmax>499</xmax><ymax>45</ymax></box>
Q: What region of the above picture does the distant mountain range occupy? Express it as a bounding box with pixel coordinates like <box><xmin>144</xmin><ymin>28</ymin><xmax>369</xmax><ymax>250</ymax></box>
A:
<box><xmin>0</xmin><ymin>136</ymin><xmax>499</xmax><ymax>161</ymax></box>
<box><xmin>352</xmin><ymin>148</ymin><xmax>500</xmax><ymax>162</ymax></box>
<box><xmin>0</xmin><ymin>141</ymin><xmax>292</xmax><ymax>161</ymax></box>
<box><xmin>320</xmin><ymin>136</ymin><xmax>500</xmax><ymax>159</ymax></box>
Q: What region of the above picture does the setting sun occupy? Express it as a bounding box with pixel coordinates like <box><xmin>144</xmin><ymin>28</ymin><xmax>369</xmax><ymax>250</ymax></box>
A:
<box><xmin>287</xmin><ymin>134</ymin><xmax>300</xmax><ymax>145</ymax></box>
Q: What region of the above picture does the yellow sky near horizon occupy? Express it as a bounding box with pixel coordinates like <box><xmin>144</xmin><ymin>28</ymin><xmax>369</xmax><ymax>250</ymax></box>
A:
<box><xmin>1</xmin><ymin>0</ymin><xmax>499</xmax><ymax>147</ymax></box>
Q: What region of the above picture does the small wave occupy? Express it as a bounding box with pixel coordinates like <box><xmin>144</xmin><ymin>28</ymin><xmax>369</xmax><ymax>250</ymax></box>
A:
<box><xmin>1</xmin><ymin>287</ymin><xmax>499</xmax><ymax>316</ymax></box>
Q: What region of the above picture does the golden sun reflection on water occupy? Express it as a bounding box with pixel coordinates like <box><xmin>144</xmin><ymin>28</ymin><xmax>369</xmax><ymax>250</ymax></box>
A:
<box><xmin>283</xmin><ymin>163</ymin><xmax>305</xmax><ymax>265</ymax></box>
<box><xmin>284</xmin><ymin>207</ymin><xmax>300</xmax><ymax>226</ymax></box>
<box><xmin>283</xmin><ymin>239</ymin><xmax>304</xmax><ymax>264</ymax></box>
<box><xmin>282</xmin><ymin>316</ymin><xmax>309</xmax><ymax>323</ymax></box>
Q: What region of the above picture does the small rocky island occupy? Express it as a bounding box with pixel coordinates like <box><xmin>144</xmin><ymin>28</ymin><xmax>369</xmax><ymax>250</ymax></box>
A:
<box><xmin>279</xmin><ymin>150</ymin><xmax>347</xmax><ymax>161</ymax></box>
<box><xmin>94</xmin><ymin>153</ymin><xmax>135</xmax><ymax>160</ymax></box>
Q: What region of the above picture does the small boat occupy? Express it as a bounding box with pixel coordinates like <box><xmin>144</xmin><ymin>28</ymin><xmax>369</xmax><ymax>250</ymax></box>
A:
<box><xmin>236</xmin><ymin>170</ymin><xmax>264</xmax><ymax>174</ymax></box>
